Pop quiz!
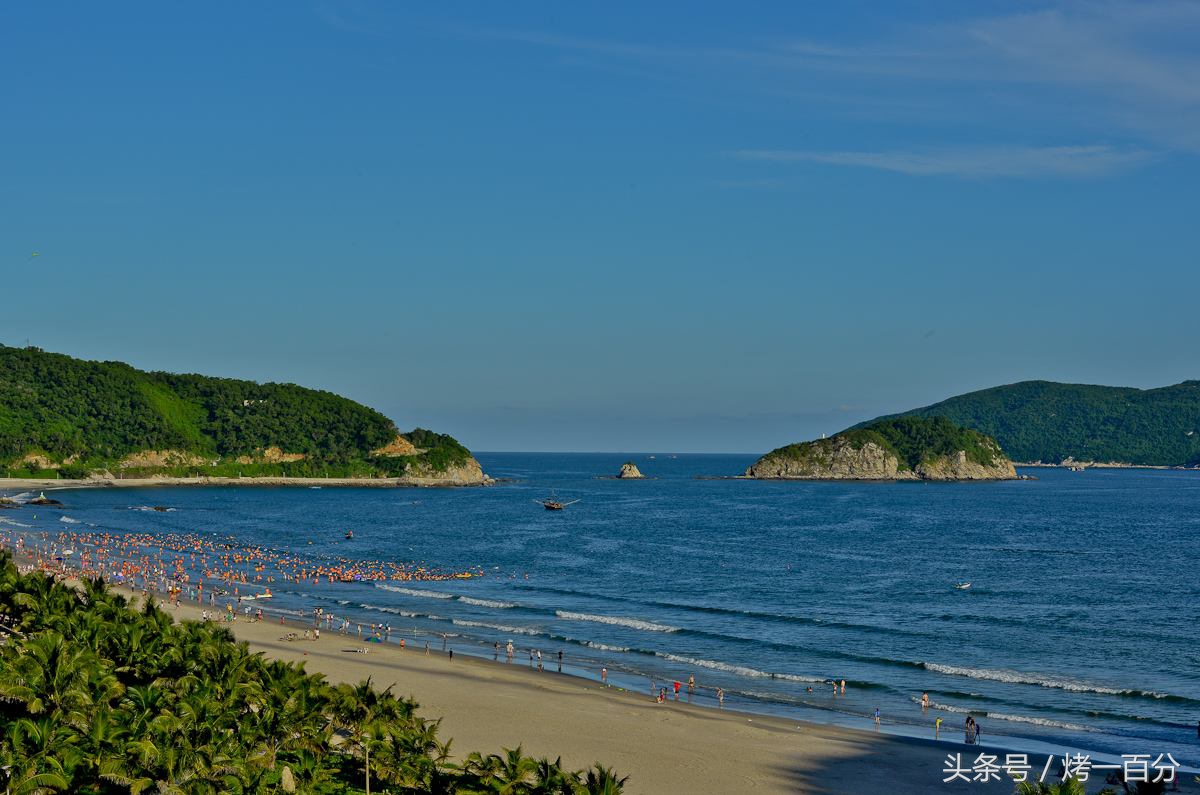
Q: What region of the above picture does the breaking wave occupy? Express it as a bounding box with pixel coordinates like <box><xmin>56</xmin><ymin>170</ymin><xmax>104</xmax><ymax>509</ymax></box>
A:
<box><xmin>554</xmin><ymin>610</ymin><xmax>678</xmax><ymax>633</ymax></box>
<box><xmin>914</xmin><ymin>697</ymin><xmax>1092</xmax><ymax>732</ymax></box>
<box><xmin>373</xmin><ymin>584</ymin><xmax>454</xmax><ymax>599</ymax></box>
<box><xmin>582</xmin><ymin>641</ymin><xmax>631</xmax><ymax>653</ymax></box>
<box><xmin>655</xmin><ymin>653</ymin><xmax>826</xmax><ymax>683</ymax></box>
<box><xmin>458</xmin><ymin>596</ymin><xmax>516</xmax><ymax>609</ymax></box>
<box><xmin>452</xmin><ymin>619</ymin><xmax>541</xmax><ymax>636</ymax></box>
<box><xmin>921</xmin><ymin>663</ymin><xmax>1193</xmax><ymax>702</ymax></box>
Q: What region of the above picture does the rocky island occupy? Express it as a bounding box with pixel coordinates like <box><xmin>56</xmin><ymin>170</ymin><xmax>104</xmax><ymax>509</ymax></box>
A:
<box><xmin>746</xmin><ymin>416</ymin><xmax>1016</xmax><ymax>481</ymax></box>
<box><xmin>0</xmin><ymin>344</ymin><xmax>488</xmax><ymax>487</ymax></box>
<box><xmin>617</xmin><ymin>461</ymin><xmax>645</xmax><ymax>479</ymax></box>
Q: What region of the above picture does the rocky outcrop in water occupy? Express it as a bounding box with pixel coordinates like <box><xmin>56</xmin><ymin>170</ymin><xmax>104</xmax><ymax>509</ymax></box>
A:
<box><xmin>617</xmin><ymin>462</ymin><xmax>645</xmax><ymax>479</ymax></box>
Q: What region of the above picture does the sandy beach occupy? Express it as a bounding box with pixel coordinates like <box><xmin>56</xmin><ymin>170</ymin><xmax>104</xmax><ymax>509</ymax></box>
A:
<box><xmin>105</xmin><ymin>594</ymin><xmax>1113</xmax><ymax>795</ymax></box>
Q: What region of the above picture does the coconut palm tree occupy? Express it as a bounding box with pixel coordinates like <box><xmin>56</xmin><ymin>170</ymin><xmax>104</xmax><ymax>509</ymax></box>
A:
<box><xmin>0</xmin><ymin>554</ymin><xmax>628</xmax><ymax>795</ymax></box>
<box><xmin>0</xmin><ymin>630</ymin><xmax>120</xmax><ymax>731</ymax></box>
<box><xmin>531</xmin><ymin>756</ymin><xmax>577</xmax><ymax>795</ymax></box>
<box><xmin>581</xmin><ymin>764</ymin><xmax>630</xmax><ymax>795</ymax></box>
<box><xmin>246</xmin><ymin>660</ymin><xmax>331</xmax><ymax>771</ymax></box>
<box><xmin>463</xmin><ymin>746</ymin><xmax>541</xmax><ymax>794</ymax></box>
<box><xmin>0</xmin><ymin>715</ymin><xmax>81</xmax><ymax>794</ymax></box>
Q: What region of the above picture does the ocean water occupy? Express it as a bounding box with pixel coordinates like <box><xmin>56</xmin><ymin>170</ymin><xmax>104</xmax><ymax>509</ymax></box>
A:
<box><xmin>4</xmin><ymin>453</ymin><xmax>1199</xmax><ymax>767</ymax></box>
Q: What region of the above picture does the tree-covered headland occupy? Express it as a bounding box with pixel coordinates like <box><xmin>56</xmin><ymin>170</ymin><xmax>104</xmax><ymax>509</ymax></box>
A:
<box><xmin>0</xmin><ymin>345</ymin><xmax>474</xmax><ymax>479</ymax></box>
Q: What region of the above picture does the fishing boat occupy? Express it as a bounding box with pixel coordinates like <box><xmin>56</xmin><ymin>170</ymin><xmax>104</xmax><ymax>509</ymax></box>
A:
<box><xmin>534</xmin><ymin>496</ymin><xmax>580</xmax><ymax>511</ymax></box>
<box><xmin>954</xmin><ymin>581</ymin><xmax>972</xmax><ymax>590</ymax></box>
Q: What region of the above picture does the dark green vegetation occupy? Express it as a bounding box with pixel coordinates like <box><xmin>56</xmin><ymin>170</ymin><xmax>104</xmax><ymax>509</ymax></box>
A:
<box><xmin>765</xmin><ymin>416</ymin><xmax>1004</xmax><ymax>471</ymax></box>
<box><xmin>0</xmin><ymin>552</ymin><xmax>626</xmax><ymax>794</ymax></box>
<box><xmin>862</xmin><ymin>380</ymin><xmax>1200</xmax><ymax>466</ymax></box>
<box><xmin>1012</xmin><ymin>774</ymin><xmax>1166</xmax><ymax>794</ymax></box>
<box><xmin>0</xmin><ymin>345</ymin><xmax>474</xmax><ymax>478</ymax></box>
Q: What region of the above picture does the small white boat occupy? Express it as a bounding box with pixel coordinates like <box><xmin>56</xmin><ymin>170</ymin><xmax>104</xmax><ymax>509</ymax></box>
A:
<box><xmin>954</xmin><ymin>581</ymin><xmax>972</xmax><ymax>590</ymax></box>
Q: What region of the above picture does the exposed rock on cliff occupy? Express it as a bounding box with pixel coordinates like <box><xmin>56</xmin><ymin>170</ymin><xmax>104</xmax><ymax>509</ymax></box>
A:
<box><xmin>401</xmin><ymin>457</ymin><xmax>490</xmax><ymax>486</ymax></box>
<box><xmin>746</xmin><ymin>417</ymin><xmax>1016</xmax><ymax>482</ymax></box>
<box><xmin>371</xmin><ymin>435</ymin><xmax>419</xmax><ymax>457</ymax></box>
<box><xmin>914</xmin><ymin>450</ymin><xmax>1016</xmax><ymax>480</ymax></box>
<box><xmin>235</xmin><ymin>447</ymin><xmax>308</xmax><ymax>465</ymax></box>
<box><xmin>617</xmin><ymin>462</ymin><xmax>645</xmax><ymax>479</ymax></box>
<box><xmin>118</xmin><ymin>450</ymin><xmax>213</xmax><ymax>469</ymax></box>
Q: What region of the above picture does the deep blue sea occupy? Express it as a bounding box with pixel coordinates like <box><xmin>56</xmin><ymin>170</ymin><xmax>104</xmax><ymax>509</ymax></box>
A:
<box><xmin>4</xmin><ymin>454</ymin><xmax>1199</xmax><ymax>767</ymax></box>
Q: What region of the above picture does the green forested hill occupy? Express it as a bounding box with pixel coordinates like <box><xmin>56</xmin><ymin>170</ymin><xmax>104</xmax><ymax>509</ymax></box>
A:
<box><xmin>0</xmin><ymin>344</ymin><xmax>473</xmax><ymax>478</ymax></box>
<box><xmin>861</xmin><ymin>380</ymin><xmax>1200</xmax><ymax>466</ymax></box>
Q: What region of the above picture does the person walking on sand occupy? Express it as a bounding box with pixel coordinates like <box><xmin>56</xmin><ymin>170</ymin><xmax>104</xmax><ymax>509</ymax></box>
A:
<box><xmin>601</xmin><ymin>667</ymin><xmax>607</xmax><ymax>685</ymax></box>
<box><xmin>494</xmin><ymin>642</ymin><xmax>499</xmax><ymax>660</ymax></box>
<box><xmin>448</xmin><ymin>648</ymin><xmax>453</xmax><ymax>661</ymax></box>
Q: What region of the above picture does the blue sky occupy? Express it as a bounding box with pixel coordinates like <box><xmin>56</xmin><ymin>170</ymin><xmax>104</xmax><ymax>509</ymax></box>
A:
<box><xmin>2</xmin><ymin>2</ymin><xmax>1197</xmax><ymax>452</ymax></box>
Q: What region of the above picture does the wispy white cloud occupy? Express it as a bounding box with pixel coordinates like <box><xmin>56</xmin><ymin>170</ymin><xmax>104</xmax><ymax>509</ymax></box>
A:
<box><xmin>470</xmin><ymin>1</ymin><xmax>1200</xmax><ymax>157</ymax></box>
<box><xmin>732</xmin><ymin>145</ymin><xmax>1152</xmax><ymax>178</ymax></box>
<box><xmin>312</xmin><ymin>1</ymin><xmax>388</xmax><ymax>37</ymax></box>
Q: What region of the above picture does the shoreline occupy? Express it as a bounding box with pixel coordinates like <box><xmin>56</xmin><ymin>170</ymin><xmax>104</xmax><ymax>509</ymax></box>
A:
<box><xmin>1013</xmin><ymin>462</ymin><xmax>1200</xmax><ymax>471</ymax></box>
<box><xmin>8</xmin><ymin>549</ymin><xmax>1195</xmax><ymax>793</ymax></box>
<box><xmin>126</xmin><ymin>589</ymin><xmax>1034</xmax><ymax>794</ymax></box>
<box><xmin>0</xmin><ymin>474</ymin><xmax>492</xmax><ymax>491</ymax></box>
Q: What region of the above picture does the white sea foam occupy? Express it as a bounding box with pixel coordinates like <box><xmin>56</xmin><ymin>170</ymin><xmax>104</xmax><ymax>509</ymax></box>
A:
<box><xmin>59</xmin><ymin>516</ymin><xmax>81</xmax><ymax>524</ymax></box>
<box><xmin>922</xmin><ymin>663</ymin><xmax>1162</xmax><ymax>698</ymax></box>
<box><xmin>774</xmin><ymin>672</ymin><xmax>829</xmax><ymax>684</ymax></box>
<box><xmin>452</xmin><ymin>619</ymin><xmax>541</xmax><ymax>636</ymax></box>
<box><xmin>657</xmin><ymin>653</ymin><xmax>769</xmax><ymax>678</ymax></box>
<box><xmin>373</xmin><ymin>584</ymin><xmax>454</xmax><ymax>599</ymax></box>
<box><xmin>916</xmin><ymin>698</ymin><xmax>1091</xmax><ymax>732</ymax></box>
<box><xmin>583</xmin><ymin>641</ymin><xmax>631</xmax><ymax>652</ymax></box>
<box><xmin>655</xmin><ymin>653</ymin><xmax>822</xmax><ymax>683</ymax></box>
<box><xmin>458</xmin><ymin>596</ymin><xmax>516</xmax><ymax>609</ymax></box>
<box><xmin>555</xmin><ymin>610</ymin><xmax>678</xmax><ymax>633</ymax></box>
<box><xmin>986</xmin><ymin>712</ymin><xmax>1091</xmax><ymax>731</ymax></box>
<box><xmin>0</xmin><ymin>518</ymin><xmax>33</xmax><ymax>528</ymax></box>
<box><xmin>357</xmin><ymin>603</ymin><xmax>420</xmax><ymax>618</ymax></box>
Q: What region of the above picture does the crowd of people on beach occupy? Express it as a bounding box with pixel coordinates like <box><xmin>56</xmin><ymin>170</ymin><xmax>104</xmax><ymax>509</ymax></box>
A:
<box><xmin>3</xmin><ymin>526</ymin><xmax>483</xmax><ymax>606</ymax></box>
